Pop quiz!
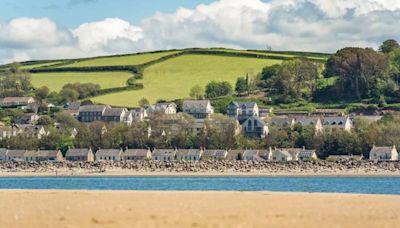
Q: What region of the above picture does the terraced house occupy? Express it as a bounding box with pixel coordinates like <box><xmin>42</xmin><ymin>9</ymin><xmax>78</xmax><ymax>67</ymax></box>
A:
<box><xmin>152</xmin><ymin>149</ymin><xmax>177</xmax><ymax>161</ymax></box>
<box><xmin>323</xmin><ymin>116</ymin><xmax>353</xmax><ymax>133</ymax></box>
<box><xmin>77</xmin><ymin>105</ymin><xmax>132</xmax><ymax>125</ymax></box>
<box><xmin>95</xmin><ymin>149</ymin><xmax>123</xmax><ymax>161</ymax></box>
<box><xmin>122</xmin><ymin>149</ymin><xmax>152</xmax><ymax>161</ymax></box>
<box><xmin>65</xmin><ymin>148</ymin><xmax>94</xmax><ymax>162</ymax></box>
<box><xmin>176</xmin><ymin>149</ymin><xmax>204</xmax><ymax>161</ymax></box>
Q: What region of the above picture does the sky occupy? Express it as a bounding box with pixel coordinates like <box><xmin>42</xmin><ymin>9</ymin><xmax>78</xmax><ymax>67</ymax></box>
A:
<box><xmin>1</xmin><ymin>0</ymin><xmax>400</xmax><ymax>64</ymax></box>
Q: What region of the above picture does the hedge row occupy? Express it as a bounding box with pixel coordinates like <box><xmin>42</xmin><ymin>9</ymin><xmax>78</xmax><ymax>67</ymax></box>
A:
<box><xmin>29</xmin><ymin>65</ymin><xmax>139</xmax><ymax>73</ymax></box>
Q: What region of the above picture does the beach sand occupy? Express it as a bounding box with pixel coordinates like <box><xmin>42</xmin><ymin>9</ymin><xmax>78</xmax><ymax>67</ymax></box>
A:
<box><xmin>0</xmin><ymin>190</ymin><xmax>399</xmax><ymax>228</ymax></box>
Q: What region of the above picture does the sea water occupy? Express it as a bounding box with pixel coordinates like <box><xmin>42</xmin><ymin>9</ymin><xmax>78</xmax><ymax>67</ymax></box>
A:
<box><xmin>0</xmin><ymin>176</ymin><xmax>399</xmax><ymax>195</ymax></box>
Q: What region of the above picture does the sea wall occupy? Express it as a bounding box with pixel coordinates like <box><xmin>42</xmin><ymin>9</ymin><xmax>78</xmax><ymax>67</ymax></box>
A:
<box><xmin>0</xmin><ymin>160</ymin><xmax>400</xmax><ymax>175</ymax></box>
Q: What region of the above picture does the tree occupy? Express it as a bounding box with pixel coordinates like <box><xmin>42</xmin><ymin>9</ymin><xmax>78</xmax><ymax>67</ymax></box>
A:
<box><xmin>189</xmin><ymin>85</ymin><xmax>204</xmax><ymax>99</ymax></box>
<box><xmin>235</xmin><ymin>77</ymin><xmax>248</xmax><ymax>95</ymax></box>
<box><xmin>138</xmin><ymin>97</ymin><xmax>150</xmax><ymax>108</ymax></box>
<box><xmin>205</xmin><ymin>81</ymin><xmax>233</xmax><ymax>98</ymax></box>
<box><xmin>265</xmin><ymin>59</ymin><xmax>320</xmax><ymax>102</ymax></box>
<box><xmin>59</xmin><ymin>87</ymin><xmax>79</xmax><ymax>102</ymax></box>
<box><xmin>379</xmin><ymin>39</ymin><xmax>400</xmax><ymax>54</ymax></box>
<box><xmin>35</xmin><ymin>86</ymin><xmax>50</xmax><ymax>100</ymax></box>
<box><xmin>37</xmin><ymin>115</ymin><xmax>55</xmax><ymax>126</ymax></box>
<box><xmin>325</xmin><ymin>47</ymin><xmax>390</xmax><ymax>100</ymax></box>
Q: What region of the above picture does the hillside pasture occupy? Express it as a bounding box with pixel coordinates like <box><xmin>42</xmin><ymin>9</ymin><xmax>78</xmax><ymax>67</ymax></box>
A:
<box><xmin>59</xmin><ymin>51</ymin><xmax>181</xmax><ymax>68</ymax></box>
<box><xmin>91</xmin><ymin>54</ymin><xmax>282</xmax><ymax>107</ymax></box>
<box><xmin>31</xmin><ymin>72</ymin><xmax>133</xmax><ymax>91</ymax></box>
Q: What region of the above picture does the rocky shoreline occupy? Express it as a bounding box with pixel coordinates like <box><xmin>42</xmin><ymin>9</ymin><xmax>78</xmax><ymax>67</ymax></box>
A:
<box><xmin>0</xmin><ymin>160</ymin><xmax>400</xmax><ymax>175</ymax></box>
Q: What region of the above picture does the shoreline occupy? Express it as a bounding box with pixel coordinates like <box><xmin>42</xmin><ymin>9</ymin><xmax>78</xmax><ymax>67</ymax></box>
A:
<box><xmin>1</xmin><ymin>190</ymin><xmax>399</xmax><ymax>228</ymax></box>
<box><xmin>1</xmin><ymin>169</ymin><xmax>400</xmax><ymax>177</ymax></box>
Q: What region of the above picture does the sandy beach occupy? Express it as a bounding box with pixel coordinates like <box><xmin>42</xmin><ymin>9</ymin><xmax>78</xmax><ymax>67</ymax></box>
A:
<box><xmin>0</xmin><ymin>190</ymin><xmax>399</xmax><ymax>228</ymax></box>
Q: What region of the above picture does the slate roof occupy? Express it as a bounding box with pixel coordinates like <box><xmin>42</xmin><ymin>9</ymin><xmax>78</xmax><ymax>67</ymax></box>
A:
<box><xmin>270</xmin><ymin>117</ymin><xmax>294</xmax><ymax>126</ymax></box>
<box><xmin>102</xmin><ymin>108</ymin><xmax>125</xmax><ymax>117</ymax></box>
<box><xmin>243</xmin><ymin>150</ymin><xmax>260</xmax><ymax>157</ymax></box>
<box><xmin>295</xmin><ymin>117</ymin><xmax>320</xmax><ymax>125</ymax></box>
<box><xmin>37</xmin><ymin>150</ymin><xmax>60</xmax><ymax>157</ymax></box>
<box><xmin>183</xmin><ymin>100</ymin><xmax>210</xmax><ymax>108</ymax></box>
<box><xmin>298</xmin><ymin>150</ymin><xmax>316</xmax><ymax>159</ymax></box>
<box><xmin>0</xmin><ymin>97</ymin><xmax>34</xmax><ymax>104</ymax></box>
<box><xmin>176</xmin><ymin>149</ymin><xmax>202</xmax><ymax>157</ymax></box>
<box><xmin>203</xmin><ymin>150</ymin><xmax>227</xmax><ymax>158</ymax></box>
<box><xmin>230</xmin><ymin>101</ymin><xmax>257</xmax><ymax>109</ymax></box>
<box><xmin>123</xmin><ymin>149</ymin><xmax>150</xmax><ymax>157</ymax></box>
<box><xmin>7</xmin><ymin>150</ymin><xmax>27</xmax><ymax>157</ymax></box>
<box><xmin>370</xmin><ymin>146</ymin><xmax>394</xmax><ymax>155</ymax></box>
<box><xmin>323</xmin><ymin>117</ymin><xmax>349</xmax><ymax>125</ymax></box>
<box><xmin>78</xmin><ymin>105</ymin><xmax>108</xmax><ymax>112</ymax></box>
<box><xmin>66</xmin><ymin>148</ymin><xmax>92</xmax><ymax>157</ymax></box>
<box><xmin>96</xmin><ymin>149</ymin><xmax>122</xmax><ymax>157</ymax></box>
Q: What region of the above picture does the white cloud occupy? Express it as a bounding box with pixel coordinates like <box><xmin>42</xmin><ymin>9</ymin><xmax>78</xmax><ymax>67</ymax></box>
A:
<box><xmin>73</xmin><ymin>18</ymin><xmax>142</xmax><ymax>54</ymax></box>
<box><xmin>1</xmin><ymin>0</ymin><xmax>400</xmax><ymax>63</ymax></box>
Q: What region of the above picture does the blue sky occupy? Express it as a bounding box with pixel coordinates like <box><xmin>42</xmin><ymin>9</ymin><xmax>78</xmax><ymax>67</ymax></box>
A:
<box><xmin>0</xmin><ymin>0</ymin><xmax>216</xmax><ymax>27</ymax></box>
<box><xmin>0</xmin><ymin>0</ymin><xmax>399</xmax><ymax>63</ymax></box>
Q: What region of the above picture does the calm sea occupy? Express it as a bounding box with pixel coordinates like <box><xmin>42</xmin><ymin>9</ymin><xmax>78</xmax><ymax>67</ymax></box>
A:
<box><xmin>0</xmin><ymin>176</ymin><xmax>400</xmax><ymax>194</ymax></box>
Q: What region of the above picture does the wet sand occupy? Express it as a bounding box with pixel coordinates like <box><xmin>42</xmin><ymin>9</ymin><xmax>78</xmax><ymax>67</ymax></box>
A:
<box><xmin>1</xmin><ymin>190</ymin><xmax>399</xmax><ymax>228</ymax></box>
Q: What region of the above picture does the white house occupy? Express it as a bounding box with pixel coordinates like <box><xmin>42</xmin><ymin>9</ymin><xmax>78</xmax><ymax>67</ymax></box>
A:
<box><xmin>176</xmin><ymin>149</ymin><xmax>204</xmax><ymax>161</ymax></box>
<box><xmin>369</xmin><ymin>145</ymin><xmax>398</xmax><ymax>161</ymax></box>
<box><xmin>182</xmin><ymin>100</ymin><xmax>214</xmax><ymax>119</ymax></box>
<box><xmin>95</xmin><ymin>149</ymin><xmax>123</xmax><ymax>161</ymax></box>
<box><xmin>323</xmin><ymin>116</ymin><xmax>353</xmax><ymax>133</ymax></box>
<box><xmin>152</xmin><ymin>149</ymin><xmax>177</xmax><ymax>161</ymax></box>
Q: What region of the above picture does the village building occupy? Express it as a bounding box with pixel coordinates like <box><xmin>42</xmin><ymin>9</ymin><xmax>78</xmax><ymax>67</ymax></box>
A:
<box><xmin>203</xmin><ymin>117</ymin><xmax>241</xmax><ymax>136</ymax></box>
<box><xmin>0</xmin><ymin>126</ymin><xmax>22</xmax><ymax>140</ymax></box>
<box><xmin>298</xmin><ymin>149</ymin><xmax>318</xmax><ymax>161</ymax></box>
<box><xmin>0</xmin><ymin>148</ymin><xmax>8</xmax><ymax>161</ymax></box>
<box><xmin>101</xmin><ymin>108</ymin><xmax>132</xmax><ymax>125</ymax></box>
<box><xmin>77</xmin><ymin>105</ymin><xmax>109</xmax><ymax>122</ymax></box>
<box><xmin>243</xmin><ymin>150</ymin><xmax>263</xmax><ymax>161</ymax></box>
<box><xmin>227</xmin><ymin>101</ymin><xmax>259</xmax><ymax>123</ymax></box>
<box><xmin>95</xmin><ymin>149</ymin><xmax>123</xmax><ymax>161</ymax></box>
<box><xmin>24</xmin><ymin>150</ymin><xmax>39</xmax><ymax>162</ymax></box>
<box><xmin>323</xmin><ymin>116</ymin><xmax>353</xmax><ymax>132</ymax></box>
<box><xmin>226</xmin><ymin>150</ymin><xmax>244</xmax><ymax>160</ymax></box>
<box><xmin>130</xmin><ymin>108</ymin><xmax>148</xmax><ymax>122</ymax></box>
<box><xmin>64</xmin><ymin>102</ymin><xmax>81</xmax><ymax>110</ymax></box>
<box><xmin>17</xmin><ymin>124</ymin><xmax>48</xmax><ymax>139</ymax></box>
<box><xmin>369</xmin><ymin>145</ymin><xmax>398</xmax><ymax>161</ymax></box>
<box><xmin>241</xmin><ymin>116</ymin><xmax>269</xmax><ymax>138</ymax></box>
<box><xmin>122</xmin><ymin>149</ymin><xmax>152</xmax><ymax>161</ymax></box>
<box><xmin>259</xmin><ymin>149</ymin><xmax>273</xmax><ymax>161</ymax></box>
<box><xmin>202</xmin><ymin>150</ymin><xmax>228</xmax><ymax>160</ymax></box>
<box><xmin>6</xmin><ymin>150</ymin><xmax>27</xmax><ymax>161</ymax></box>
<box><xmin>269</xmin><ymin>117</ymin><xmax>296</xmax><ymax>128</ymax></box>
<box><xmin>65</xmin><ymin>148</ymin><xmax>94</xmax><ymax>161</ymax></box>
<box><xmin>294</xmin><ymin>116</ymin><xmax>323</xmax><ymax>133</ymax></box>
<box><xmin>271</xmin><ymin>149</ymin><xmax>293</xmax><ymax>162</ymax></box>
<box><xmin>0</xmin><ymin>97</ymin><xmax>37</xmax><ymax>110</ymax></box>
<box><xmin>13</xmin><ymin>113</ymin><xmax>40</xmax><ymax>125</ymax></box>
<box><xmin>147</xmin><ymin>102</ymin><xmax>177</xmax><ymax>115</ymax></box>
<box><xmin>36</xmin><ymin>150</ymin><xmax>64</xmax><ymax>162</ymax></box>
<box><xmin>152</xmin><ymin>149</ymin><xmax>177</xmax><ymax>161</ymax></box>
<box><xmin>176</xmin><ymin>149</ymin><xmax>204</xmax><ymax>161</ymax></box>
<box><xmin>183</xmin><ymin>100</ymin><xmax>214</xmax><ymax>119</ymax></box>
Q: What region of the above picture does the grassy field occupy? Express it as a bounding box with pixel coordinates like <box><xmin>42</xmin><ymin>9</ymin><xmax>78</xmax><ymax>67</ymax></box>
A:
<box><xmin>31</xmin><ymin>72</ymin><xmax>133</xmax><ymax>91</ymax></box>
<box><xmin>19</xmin><ymin>61</ymin><xmax>64</xmax><ymax>70</ymax></box>
<box><xmin>91</xmin><ymin>54</ymin><xmax>281</xmax><ymax>107</ymax></box>
<box><xmin>59</xmin><ymin>51</ymin><xmax>181</xmax><ymax>67</ymax></box>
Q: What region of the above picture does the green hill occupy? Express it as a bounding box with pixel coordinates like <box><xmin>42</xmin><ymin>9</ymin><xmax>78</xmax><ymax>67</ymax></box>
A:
<box><xmin>7</xmin><ymin>48</ymin><xmax>329</xmax><ymax>107</ymax></box>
